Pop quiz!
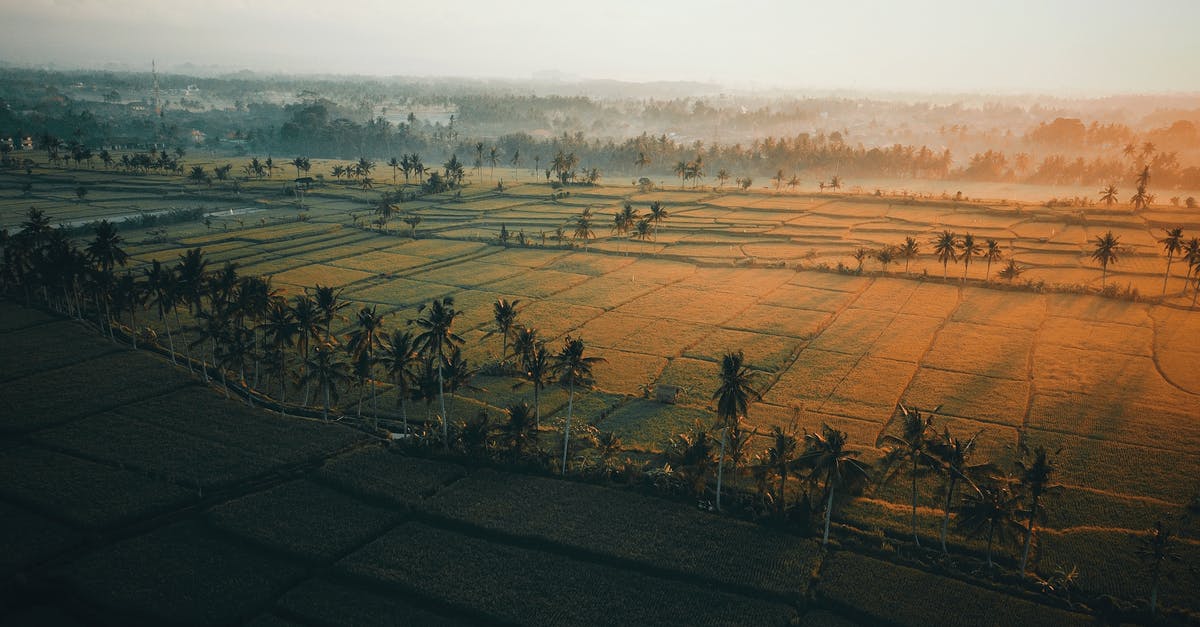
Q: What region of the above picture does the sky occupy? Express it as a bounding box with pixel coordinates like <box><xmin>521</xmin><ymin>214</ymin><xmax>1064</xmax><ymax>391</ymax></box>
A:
<box><xmin>2</xmin><ymin>0</ymin><xmax>1198</xmax><ymax>93</ymax></box>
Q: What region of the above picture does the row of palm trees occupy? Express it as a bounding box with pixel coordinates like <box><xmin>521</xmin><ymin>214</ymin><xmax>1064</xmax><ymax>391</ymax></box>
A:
<box><xmin>1</xmin><ymin>210</ymin><xmax>1185</xmax><ymax>614</ymax></box>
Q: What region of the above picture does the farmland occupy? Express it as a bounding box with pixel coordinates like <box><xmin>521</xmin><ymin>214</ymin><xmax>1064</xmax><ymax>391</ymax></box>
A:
<box><xmin>2</xmin><ymin>161</ymin><xmax>1200</xmax><ymax>622</ymax></box>
<box><xmin>1</xmin><ymin>307</ymin><xmax>1106</xmax><ymax>625</ymax></box>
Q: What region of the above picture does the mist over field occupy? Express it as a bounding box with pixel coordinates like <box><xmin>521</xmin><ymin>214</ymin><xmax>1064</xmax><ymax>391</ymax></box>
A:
<box><xmin>2</xmin><ymin>2</ymin><xmax>1199</xmax><ymax>626</ymax></box>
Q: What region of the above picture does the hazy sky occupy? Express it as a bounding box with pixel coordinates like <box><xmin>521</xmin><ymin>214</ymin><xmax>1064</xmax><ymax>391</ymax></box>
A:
<box><xmin>3</xmin><ymin>0</ymin><xmax>1198</xmax><ymax>93</ymax></box>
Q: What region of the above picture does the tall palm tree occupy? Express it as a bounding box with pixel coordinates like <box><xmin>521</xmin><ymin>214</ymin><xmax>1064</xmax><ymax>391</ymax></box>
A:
<box><xmin>933</xmin><ymin>230</ymin><xmax>957</xmax><ymax>281</ymax></box>
<box><xmin>292</xmin><ymin>294</ymin><xmax>321</xmax><ymax>405</ymax></box>
<box><xmin>1099</xmin><ymin>184</ymin><xmax>1119</xmax><ymax>207</ymax></box>
<box><xmin>899</xmin><ymin>236</ymin><xmax>920</xmax><ymax>275</ymax></box>
<box><xmin>301</xmin><ymin>342</ymin><xmax>350</xmax><ymax>421</ymax></box>
<box><xmin>387</xmin><ymin>157</ymin><xmax>400</xmax><ymax>184</ymax></box>
<box><xmin>413</xmin><ymin>297</ymin><xmax>464</xmax><ymax>450</ymax></box>
<box><xmin>499</xmin><ymin>402</ymin><xmax>538</xmax><ymax>462</ymax></box>
<box><xmin>492</xmin><ymin>298</ymin><xmax>520</xmax><ymax>364</ymax></box>
<box><xmin>956</xmin><ymin>476</ymin><xmax>1022</xmax><ymax>568</ymax></box>
<box><xmin>1159</xmin><ymin>227</ymin><xmax>1185</xmax><ymax>295</ymax></box>
<box><xmin>798</xmin><ymin>424</ymin><xmax>871</xmax><ymax>546</ymax></box>
<box><xmin>312</xmin><ymin>284</ymin><xmax>348</xmax><ymax>342</ymax></box>
<box><xmin>261</xmin><ymin>297</ymin><xmax>298</xmax><ymax>412</ymax></box>
<box><xmin>1183</xmin><ymin>237</ymin><xmax>1200</xmax><ymax>302</ymax></box>
<box><xmin>551</xmin><ymin>336</ymin><xmax>605</xmax><ymax>474</ymax></box>
<box><xmin>346</xmin><ymin>305</ymin><xmax>386</xmax><ymax>424</ymax></box>
<box><xmin>931</xmin><ymin>427</ymin><xmax>991</xmax><ymax>555</ymax></box>
<box><xmin>958</xmin><ymin>233</ymin><xmax>982</xmax><ymax>281</ymax></box>
<box><xmin>174</xmin><ymin>247</ymin><xmax>209</xmax><ymax>373</ymax></box>
<box><xmin>512</xmin><ymin>326</ymin><xmax>539</xmax><ymax>368</ymax></box>
<box><xmin>1015</xmin><ymin>444</ymin><xmax>1060</xmax><ymax>575</ymax></box>
<box><xmin>379</xmin><ymin>330</ymin><xmax>419</xmax><ymax>434</ymax></box>
<box><xmin>712</xmin><ymin>350</ymin><xmax>760</xmax><ymax>512</ymax></box>
<box><xmin>1091</xmin><ymin>231</ymin><xmax>1121</xmax><ymax>288</ymax></box>
<box><xmin>85</xmin><ymin>220</ymin><xmax>128</xmax><ymax>276</ymax></box>
<box><xmin>983</xmin><ymin>239</ymin><xmax>1003</xmax><ymax>281</ymax></box>
<box><xmin>880</xmin><ymin>404</ymin><xmax>938</xmax><ymax>547</ymax></box>
<box><xmin>1135</xmin><ymin>521</ymin><xmax>1181</xmax><ymax>617</ymax></box>
<box><xmin>647</xmin><ymin>201</ymin><xmax>669</xmax><ymax>242</ymax></box>
<box><xmin>523</xmin><ymin>344</ymin><xmax>550</xmax><ymax>429</ymax></box>
<box><xmin>143</xmin><ymin>259</ymin><xmax>178</xmax><ymax>364</ymax></box>
<box><xmin>572</xmin><ymin>209</ymin><xmax>595</xmax><ymax>251</ymax></box>
<box><xmin>764</xmin><ymin>423</ymin><xmax>799</xmax><ymax>516</ymax></box>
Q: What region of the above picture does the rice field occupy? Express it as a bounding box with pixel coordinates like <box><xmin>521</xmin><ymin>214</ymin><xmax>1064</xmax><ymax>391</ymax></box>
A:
<box><xmin>4</xmin><ymin>165</ymin><xmax>1200</xmax><ymax>619</ymax></box>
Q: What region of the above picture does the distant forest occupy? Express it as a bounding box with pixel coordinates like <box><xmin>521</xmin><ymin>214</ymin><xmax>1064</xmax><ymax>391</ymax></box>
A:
<box><xmin>2</xmin><ymin>67</ymin><xmax>1198</xmax><ymax>190</ymax></box>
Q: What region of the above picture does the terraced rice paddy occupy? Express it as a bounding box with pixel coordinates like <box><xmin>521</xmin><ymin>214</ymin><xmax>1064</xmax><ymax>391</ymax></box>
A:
<box><xmin>3</xmin><ymin>166</ymin><xmax>1200</xmax><ymax>617</ymax></box>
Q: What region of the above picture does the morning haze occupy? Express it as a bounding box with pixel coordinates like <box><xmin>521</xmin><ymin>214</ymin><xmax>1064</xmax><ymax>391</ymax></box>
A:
<box><xmin>3</xmin><ymin>0</ymin><xmax>1199</xmax><ymax>92</ymax></box>
<box><xmin>1</xmin><ymin>1</ymin><xmax>1199</xmax><ymax>626</ymax></box>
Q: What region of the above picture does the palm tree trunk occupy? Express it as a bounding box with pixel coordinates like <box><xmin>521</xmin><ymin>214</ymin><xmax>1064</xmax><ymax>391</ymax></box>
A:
<box><xmin>1020</xmin><ymin>499</ymin><xmax>1038</xmax><ymax>574</ymax></box>
<box><xmin>1163</xmin><ymin>255</ymin><xmax>1173</xmax><ymax>295</ymax></box>
<box><xmin>438</xmin><ymin>361</ymin><xmax>448</xmax><ymax>451</ymax></box>
<box><xmin>822</xmin><ymin>479</ymin><xmax>835</xmax><ymax>546</ymax></box>
<box><xmin>1150</xmin><ymin>570</ymin><xmax>1160</xmax><ymax>615</ymax></box>
<box><xmin>912</xmin><ymin>456</ymin><xmax>921</xmax><ymax>547</ymax></box>
<box><xmin>716</xmin><ymin>427</ymin><xmax>728</xmax><ymax>511</ymax></box>
<box><xmin>941</xmin><ymin>475</ymin><xmax>957</xmax><ymax>554</ymax></box>
<box><xmin>534</xmin><ymin>384</ymin><xmax>541</xmax><ymax>430</ymax></box>
<box><xmin>173</xmin><ymin>309</ymin><xmax>191</xmax><ymax>374</ymax></box>
<box><xmin>162</xmin><ymin>307</ymin><xmax>177</xmax><ymax>365</ymax></box>
<box><xmin>986</xmin><ymin>520</ymin><xmax>995</xmax><ymax>568</ymax></box>
<box><xmin>943</xmin><ymin>261</ymin><xmax>948</xmax><ymax>282</ymax></box>
<box><xmin>357</xmin><ymin>377</ymin><xmax>364</xmax><ymax>419</ymax></box>
<box><xmin>561</xmin><ymin>383</ymin><xmax>574</xmax><ymax>475</ymax></box>
<box><xmin>323</xmin><ymin>381</ymin><xmax>330</xmax><ymax>421</ymax></box>
<box><xmin>128</xmin><ymin>309</ymin><xmax>137</xmax><ymax>349</ymax></box>
<box><xmin>279</xmin><ymin>351</ymin><xmax>287</xmax><ymax>417</ymax></box>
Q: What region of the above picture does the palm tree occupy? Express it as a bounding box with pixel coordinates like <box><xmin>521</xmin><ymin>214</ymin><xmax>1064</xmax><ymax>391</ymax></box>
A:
<box><xmin>175</xmin><ymin>248</ymin><xmax>208</xmax><ymax>374</ymax></box>
<box><xmin>312</xmin><ymin>284</ymin><xmax>348</xmax><ymax>341</ymax></box>
<box><xmin>712</xmin><ymin>350</ymin><xmax>760</xmax><ymax>512</ymax></box>
<box><xmin>292</xmin><ymin>294</ymin><xmax>321</xmax><ymax>405</ymax></box>
<box><xmin>301</xmin><ymin>342</ymin><xmax>350</xmax><ymax>421</ymax></box>
<box><xmin>487</xmin><ymin>146</ymin><xmax>500</xmax><ymax>179</ymax></box>
<box><xmin>998</xmin><ymin>259</ymin><xmax>1024</xmax><ymax>282</ymax></box>
<box><xmin>1137</xmin><ymin>164</ymin><xmax>1151</xmax><ymax>188</ymax></box>
<box><xmin>1091</xmin><ymin>231</ymin><xmax>1121</xmax><ymax>288</ymax></box>
<box><xmin>1015</xmin><ymin>444</ymin><xmax>1060</xmax><ymax>575</ymax></box>
<box><xmin>634</xmin><ymin>152</ymin><xmax>649</xmax><ymax>173</ymax></box>
<box><xmin>572</xmin><ymin>210</ymin><xmax>595</xmax><ymax>251</ymax></box>
<box><xmin>261</xmin><ymin>298</ymin><xmax>298</xmax><ymax>412</ymax></box>
<box><xmin>143</xmin><ymin>259</ymin><xmax>178</xmax><ymax>364</ymax></box>
<box><xmin>931</xmin><ymin>427</ymin><xmax>990</xmax><ymax>555</ymax></box>
<box><xmin>346</xmin><ymin>305</ymin><xmax>386</xmax><ymax>424</ymax></box>
<box><xmin>551</xmin><ymin>336</ymin><xmax>605</xmax><ymax>474</ymax></box>
<box><xmin>957</xmin><ymin>476</ymin><xmax>1022</xmax><ymax>568</ymax></box>
<box><xmin>875</xmin><ymin>246</ymin><xmax>896</xmax><ymax>274</ymax></box>
<box><xmin>379</xmin><ymin>330</ymin><xmax>419</xmax><ymax>434</ymax></box>
<box><xmin>958</xmin><ymin>233</ymin><xmax>982</xmax><ymax>281</ymax></box>
<box><xmin>899</xmin><ymin>236</ymin><xmax>920</xmax><ymax>275</ymax></box>
<box><xmin>522</xmin><ymin>343</ymin><xmax>550</xmax><ymax>429</ymax></box>
<box><xmin>716</xmin><ymin>169</ymin><xmax>730</xmax><ymax>189</ymax></box>
<box><xmin>983</xmin><ymin>239</ymin><xmax>1003</xmax><ymax>281</ymax></box>
<box><xmin>499</xmin><ymin>402</ymin><xmax>538</xmax><ymax>462</ymax></box>
<box><xmin>492</xmin><ymin>298</ymin><xmax>521</xmax><ymax>364</ymax></box>
<box><xmin>933</xmin><ymin>231</ymin><xmax>957</xmax><ymax>281</ymax></box>
<box><xmin>1183</xmin><ymin>238</ymin><xmax>1200</xmax><ymax>302</ymax></box>
<box><xmin>1130</xmin><ymin>185</ymin><xmax>1149</xmax><ymax>211</ymax></box>
<box><xmin>1099</xmin><ymin>184</ymin><xmax>1119</xmax><ymax>207</ymax></box>
<box><xmin>1135</xmin><ymin>521</ymin><xmax>1181</xmax><ymax>616</ymax></box>
<box><xmin>1159</xmin><ymin>227</ymin><xmax>1185</xmax><ymax>295</ymax></box>
<box><xmin>413</xmin><ymin>297</ymin><xmax>464</xmax><ymax>450</ymax></box>
<box><xmin>798</xmin><ymin>424</ymin><xmax>871</xmax><ymax>546</ymax></box>
<box><xmin>387</xmin><ymin>157</ymin><xmax>400</xmax><ymax>184</ymax></box>
<box><xmin>647</xmin><ymin>201</ymin><xmax>668</xmax><ymax>242</ymax></box>
<box><xmin>852</xmin><ymin>247</ymin><xmax>868</xmax><ymax>273</ymax></box>
<box><xmin>880</xmin><ymin>404</ymin><xmax>938</xmax><ymax>547</ymax></box>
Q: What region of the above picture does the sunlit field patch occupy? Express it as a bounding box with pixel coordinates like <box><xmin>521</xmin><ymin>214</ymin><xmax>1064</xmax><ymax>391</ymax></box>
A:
<box><xmin>807</xmin><ymin>307</ymin><xmax>893</xmax><ymax>355</ymax></box>
<box><xmin>588</xmin><ymin>347</ymin><xmax>668</xmax><ymax>396</ymax></box>
<box><xmin>272</xmin><ymin>264</ymin><xmax>375</xmax><ymax>289</ymax></box>
<box><xmin>575</xmin><ymin>311</ymin><xmax>713</xmax><ymax>357</ymax></box>
<box><xmin>762</xmin><ymin>348</ymin><xmax>858</xmax><ymax>408</ymax></box>
<box><xmin>410</xmin><ymin>260</ymin><xmax>526</xmax><ymax>289</ymax></box>
<box><xmin>867</xmin><ymin>314</ymin><xmax>945</xmax><ymax>363</ymax></box>
<box><xmin>725</xmin><ymin>303</ymin><xmax>833</xmax><ymax>340</ymax></box>
<box><xmin>820</xmin><ymin>356</ymin><xmax>917</xmax><ymax>422</ymax></box>
<box><xmin>681</xmin><ymin>327</ymin><xmax>801</xmax><ymax>373</ymax></box>
<box><xmin>617</xmin><ymin>285</ymin><xmax>757</xmax><ymax>326</ymax></box>
<box><xmin>327</xmin><ymin>251</ymin><xmax>434</xmax><ymax>274</ymax></box>
<box><xmin>902</xmin><ymin>367</ymin><xmax>1029</xmax><ymax>427</ymax></box>
<box><xmin>343</xmin><ymin>277</ymin><xmax>456</xmax><ymax>307</ymax></box>
<box><xmin>951</xmin><ymin>288</ymin><xmax>1046</xmax><ymax>329</ymax></box>
<box><xmin>921</xmin><ymin>321</ymin><xmax>1032</xmax><ymax>380</ymax></box>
